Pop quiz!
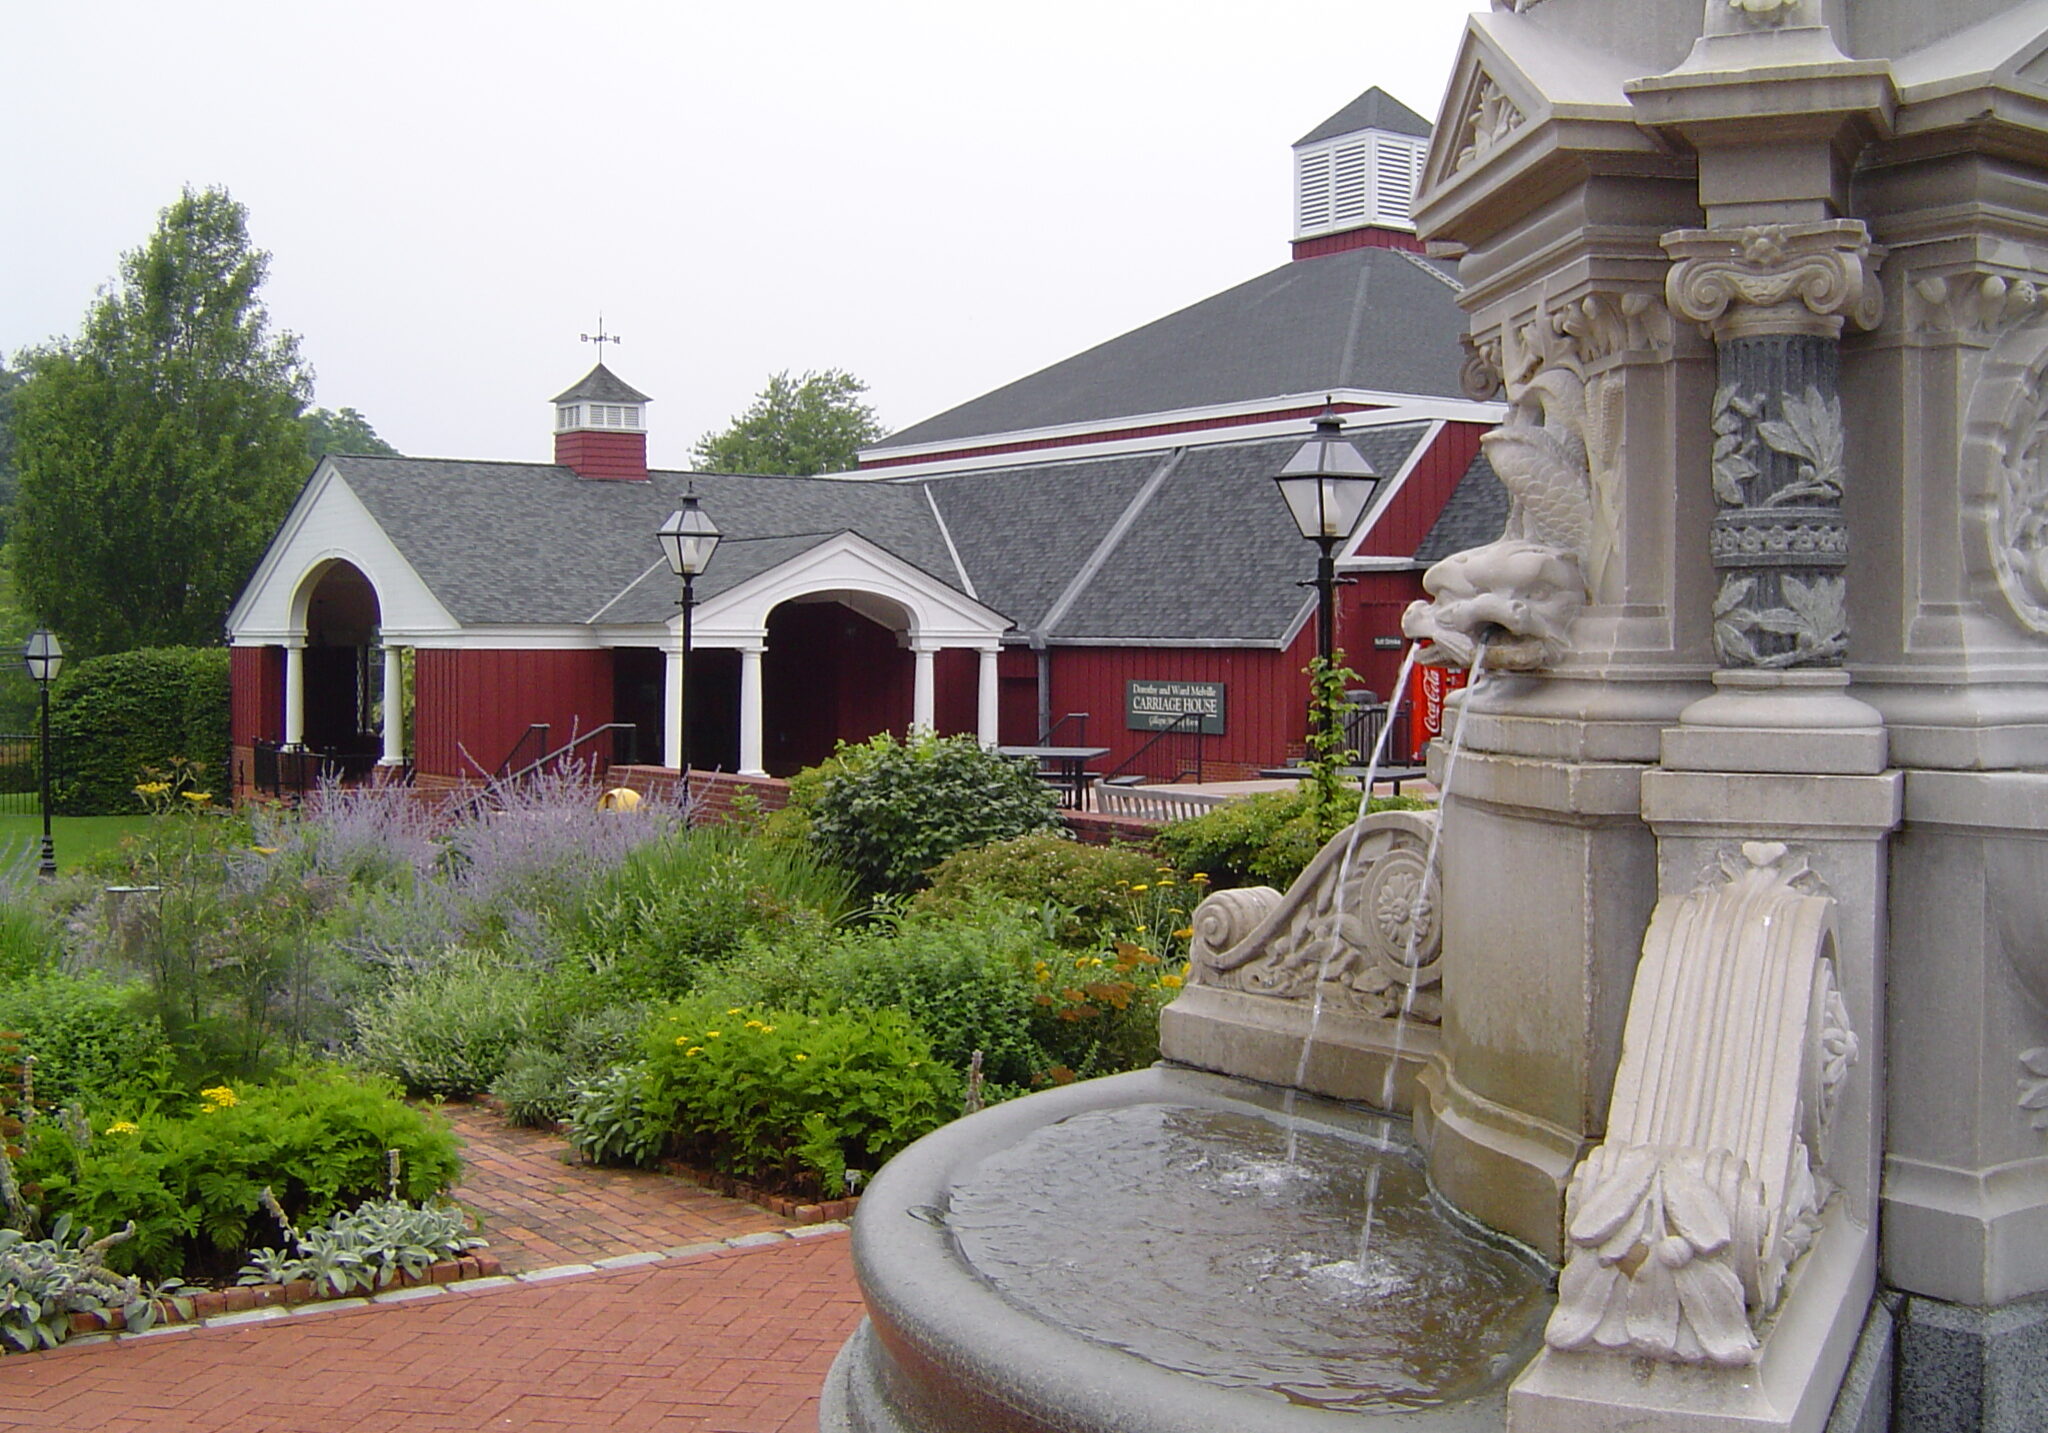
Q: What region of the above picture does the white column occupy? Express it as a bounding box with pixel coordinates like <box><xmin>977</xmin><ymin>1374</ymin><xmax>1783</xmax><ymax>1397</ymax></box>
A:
<box><xmin>738</xmin><ymin>644</ymin><xmax>766</xmax><ymax>776</ymax></box>
<box><xmin>663</xmin><ymin>639</ymin><xmax>684</xmax><ymax>770</ymax></box>
<box><xmin>283</xmin><ymin>640</ymin><xmax>307</xmax><ymax>747</ymax></box>
<box><xmin>379</xmin><ymin>645</ymin><xmax>406</xmax><ymax>765</ymax></box>
<box><xmin>911</xmin><ymin>642</ymin><xmax>937</xmax><ymax>733</ymax></box>
<box><xmin>977</xmin><ymin>647</ymin><xmax>1001</xmax><ymax>747</ymax></box>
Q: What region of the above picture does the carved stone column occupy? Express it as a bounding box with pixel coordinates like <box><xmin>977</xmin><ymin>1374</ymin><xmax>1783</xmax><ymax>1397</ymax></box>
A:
<box><xmin>1657</xmin><ymin>220</ymin><xmax>1890</xmax><ymax>776</ymax></box>
<box><xmin>1665</xmin><ymin>220</ymin><xmax>1882</xmax><ymax>670</ymax></box>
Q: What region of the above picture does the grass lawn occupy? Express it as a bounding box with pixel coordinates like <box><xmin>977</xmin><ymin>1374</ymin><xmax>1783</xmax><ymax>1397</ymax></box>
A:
<box><xmin>0</xmin><ymin>812</ymin><xmax>158</xmax><ymax>873</ymax></box>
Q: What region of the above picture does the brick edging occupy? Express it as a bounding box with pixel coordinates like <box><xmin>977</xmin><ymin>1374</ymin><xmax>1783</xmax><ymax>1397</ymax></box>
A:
<box><xmin>66</xmin><ymin>1253</ymin><xmax>506</xmax><ymax>1336</ymax></box>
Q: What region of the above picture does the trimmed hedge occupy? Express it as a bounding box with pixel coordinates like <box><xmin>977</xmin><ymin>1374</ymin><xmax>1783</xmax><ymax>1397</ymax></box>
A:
<box><xmin>49</xmin><ymin>647</ymin><xmax>230</xmax><ymax>813</ymax></box>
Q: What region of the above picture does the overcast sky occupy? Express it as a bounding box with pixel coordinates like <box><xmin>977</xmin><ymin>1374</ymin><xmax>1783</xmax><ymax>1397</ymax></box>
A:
<box><xmin>2</xmin><ymin>3</ymin><xmax>1476</xmax><ymax>469</ymax></box>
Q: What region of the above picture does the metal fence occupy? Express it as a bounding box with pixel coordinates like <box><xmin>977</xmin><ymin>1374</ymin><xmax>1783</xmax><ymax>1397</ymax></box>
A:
<box><xmin>0</xmin><ymin>732</ymin><xmax>68</xmax><ymax>816</ymax></box>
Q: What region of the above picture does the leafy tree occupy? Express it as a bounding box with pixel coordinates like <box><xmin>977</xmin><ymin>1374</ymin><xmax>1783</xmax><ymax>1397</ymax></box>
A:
<box><xmin>302</xmin><ymin>405</ymin><xmax>399</xmax><ymax>460</ymax></box>
<box><xmin>8</xmin><ymin>185</ymin><xmax>312</xmax><ymax>655</ymax></box>
<box><xmin>0</xmin><ymin>361</ymin><xmax>21</xmax><ymax>538</ymax></box>
<box><xmin>693</xmin><ymin>368</ymin><xmax>887</xmax><ymax>476</ymax></box>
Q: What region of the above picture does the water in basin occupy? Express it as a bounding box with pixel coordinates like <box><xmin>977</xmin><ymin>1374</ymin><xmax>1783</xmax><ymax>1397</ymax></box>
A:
<box><xmin>943</xmin><ymin>1100</ymin><xmax>1553</xmax><ymax>1413</ymax></box>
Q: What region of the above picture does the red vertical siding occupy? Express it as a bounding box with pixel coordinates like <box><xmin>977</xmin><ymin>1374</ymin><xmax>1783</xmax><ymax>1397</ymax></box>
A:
<box><xmin>413</xmin><ymin>648</ymin><xmax>614</xmax><ymax>779</ymax></box>
<box><xmin>1357</xmin><ymin>421</ymin><xmax>1488</xmax><ymax>559</ymax></box>
<box><xmin>230</xmin><ymin>645</ymin><xmax>284</xmax><ymax>748</ymax></box>
<box><xmin>933</xmin><ymin>647</ymin><xmax>979</xmax><ymax>737</ymax></box>
<box><xmin>1045</xmin><ymin>644</ymin><xmax>1311</xmax><ymax>775</ymax></box>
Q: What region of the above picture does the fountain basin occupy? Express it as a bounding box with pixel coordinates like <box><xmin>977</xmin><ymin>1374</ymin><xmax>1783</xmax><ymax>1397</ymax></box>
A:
<box><xmin>822</xmin><ymin>1065</ymin><xmax>1553</xmax><ymax>1432</ymax></box>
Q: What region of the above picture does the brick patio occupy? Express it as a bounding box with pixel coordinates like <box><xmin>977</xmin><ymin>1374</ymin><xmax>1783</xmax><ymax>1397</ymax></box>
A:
<box><xmin>0</xmin><ymin>1103</ymin><xmax>863</xmax><ymax>1431</ymax></box>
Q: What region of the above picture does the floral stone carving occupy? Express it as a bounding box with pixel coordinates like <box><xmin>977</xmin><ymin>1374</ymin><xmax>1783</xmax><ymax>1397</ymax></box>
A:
<box><xmin>1189</xmin><ymin>810</ymin><xmax>1442</xmax><ymax>1024</ymax></box>
<box><xmin>1546</xmin><ymin>842</ymin><xmax>1853</xmax><ymax>1367</ymax></box>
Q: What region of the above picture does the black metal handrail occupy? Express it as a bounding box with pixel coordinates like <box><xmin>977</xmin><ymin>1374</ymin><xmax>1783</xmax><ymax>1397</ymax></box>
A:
<box><xmin>1038</xmin><ymin>711</ymin><xmax>1089</xmax><ymax>745</ymax></box>
<box><xmin>493</xmin><ymin>724</ymin><xmax>550</xmax><ymax>781</ymax></box>
<box><xmin>502</xmin><ymin>723</ymin><xmax>639</xmax><ymax>785</ymax></box>
<box><xmin>1100</xmin><ymin>711</ymin><xmax>1204</xmax><ymax>787</ymax></box>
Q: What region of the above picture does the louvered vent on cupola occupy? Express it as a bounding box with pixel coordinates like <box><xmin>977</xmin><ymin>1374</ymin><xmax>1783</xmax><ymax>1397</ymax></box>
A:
<box><xmin>1291</xmin><ymin>87</ymin><xmax>1433</xmax><ymax>255</ymax></box>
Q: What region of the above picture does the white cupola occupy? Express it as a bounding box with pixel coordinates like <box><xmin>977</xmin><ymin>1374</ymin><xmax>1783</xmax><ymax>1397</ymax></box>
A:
<box><xmin>1291</xmin><ymin>87</ymin><xmax>1433</xmax><ymax>258</ymax></box>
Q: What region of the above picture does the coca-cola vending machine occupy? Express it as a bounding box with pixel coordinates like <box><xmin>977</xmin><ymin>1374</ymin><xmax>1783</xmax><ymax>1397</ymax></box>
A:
<box><xmin>1404</xmin><ymin>664</ymin><xmax>1468</xmax><ymax>764</ymax></box>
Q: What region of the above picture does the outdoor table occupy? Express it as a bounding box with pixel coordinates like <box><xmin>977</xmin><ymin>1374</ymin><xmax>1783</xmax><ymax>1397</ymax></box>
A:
<box><xmin>998</xmin><ymin>745</ymin><xmax>1112</xmax><ymax>809</ymax></box>
<box><xmin>1257</xmin><ymin>764</ymin><xmax>1431</xmax><ymax>796</ymax></box>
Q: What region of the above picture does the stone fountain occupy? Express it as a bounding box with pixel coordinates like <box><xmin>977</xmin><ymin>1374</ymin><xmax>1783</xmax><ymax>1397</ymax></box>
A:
<box><xmin>821</xmin><ymin>4</ymin><xmax>2048</xmax><ymax>1429</ymax></box>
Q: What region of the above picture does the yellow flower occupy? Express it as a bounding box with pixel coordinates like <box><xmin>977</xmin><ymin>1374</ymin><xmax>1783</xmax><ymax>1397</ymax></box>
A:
<box><xmin>675</xmin><ymin>1035</ymin><xmax>690</xmax><ymax>1046</ymax></box>
<box><xmin>1130</xmin><ymin>884</ymin><xmax>1149</xmax><ymax>893</ymax></box>
<box><xmin>182</xmin><ymin>790</ymin><xmax>212</xmax><ymax>804</ymax></box>
<box><xmin>1154</xmin><ymin>877</ymin><xmax>1174</xmax><ymax>886</ymax></box>
<box><xmin>745</xmin><ymin>1019</ymin><xmax>764</xmax><ymax>1030</ymax></box>
<box><xmin>1160</xmin><ymin>973</ymin><xmax>1184</xmax><ymax>989</ymax></box>
<box><xmin>760</xmin><ymin>1025</ymin><xmax>775</xmax><ymax>1034</ymax></box>
<box><xmin>706</xmin><ymin>1030</ymin><xmax>721</xmax><ymax>1039</ymax></box>
<box><xmin>1189</xmin><ymin>872</ymin><xmax>1211</xmax><ymax>885</ymax></box>
<box><xmin>685</xmin><ymin>1046</ymin><xmax>704</xmax><ymax>1057</ymax></box>
<box><xmin>1173</xmin><ymin>927</ymin><xmax>1195</xmax><ymax>940</ymax></box>
<box><xmin>134</xmin><ymin>781</ymin><xmax>170</xmax><ymax>797</ymax></box>
<box><xmin>726</xmin><ymin>1008</ymin><xmax>743</xmax><ymax>1016</ymax></box>
<box><xmin>794</xmin><ymin>1053</ymin><xmax>809</xmax><ymax>1062</ymax></box>
<box><xmin>199</xmin><ymin>1085</ymin><xmax>238</xmax><ymax>1110</ymax></box>
<box><xmin>105</xmin><ymin>1119</ymin><xmax>139</xmax><ymax>1135</ymax></box>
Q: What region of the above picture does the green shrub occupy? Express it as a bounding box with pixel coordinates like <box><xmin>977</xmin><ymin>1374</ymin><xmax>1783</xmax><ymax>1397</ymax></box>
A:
<box><xmin>350</xmin><ymin>949</ymin><xmax>541</xmax><ymax>1097</ymax></box>
<box><xmin>0</xmin><ymin>901</ymin><xmax>58</xmax><ymax>983</ymax></box>
<box><xmin>807</xmin><ymin>731</ymin><xmax>1060</xmax><ymax>897</ymax></box>
<box><xmin>0</xmin><ymin>1219</ymin><xmax>163</xmax><ymax>1352</ymax></box>
<box><xmin>0</xmin><ymin>970</ymin><xmax>173</xmax><ymax>1111</ymax></box>
<box><xmin>15</xmin><ymin>1068</ymin><xmax>460</xmax><ymax>1281</ymax></box>
<box><xmin>557</xmin><ymin>826</ymin><xmax>855</xmax><ymax>999</ymax></box>
<box><xmin>1156</xmin><ymin>789</ymin><xmax>1430</xmax><ymax>891</ymax></box>
<box><xmin>914</xmin><ymin>832</ymin><xmax>1162</xmax><ymax>948</ymax></box>
<box><xmin>48</xmin><ymin>648</ymin><xmax>229</xmax><ymax>815</ymax></box>
<box><xmin>563</xmin><ymin>1060</ymin><xmax>663</xmax><ymax>1168</ymax></box>
<box><xmin>237</xmin><ymin>1198</ymin><xmax>484</xmax><ymax>1295</ymax></box>
<box><xmin>633</xmin><ymin>998</ymin><xmax>954</xmax><ymax>1197</ymax></box>
<box><xmin>492</xmin><ymin>1002</ymin><xmax>649</xmax><ymax>1126</ymax></box>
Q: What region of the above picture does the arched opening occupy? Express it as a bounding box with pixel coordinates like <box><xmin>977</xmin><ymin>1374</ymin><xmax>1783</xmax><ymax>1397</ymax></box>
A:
<box><xmin>299</xmin><ymin>561</ymin><xmax>384</xmax><ymax>765</ymax></box>
<box><xmin>761</xmin><ymin>592</ymin><xmax>914</xmax><ymax>775</ymax></box>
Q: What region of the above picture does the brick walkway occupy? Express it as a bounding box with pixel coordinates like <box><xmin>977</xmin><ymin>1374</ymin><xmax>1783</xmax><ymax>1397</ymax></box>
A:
<box><xmin>0</xmin><ymin>1103</ymin><xmax>864</xmax><ymax>1431</ymax></box>
<box><xmin>442</xmin><ymin>1102</ymin><xmax>795</xmax><ymax>1270</ymax></box>
<box><xmin>0</xmin><ymin>1236</ymin><xmax>862</xmax><ymax>1432</ymax></box>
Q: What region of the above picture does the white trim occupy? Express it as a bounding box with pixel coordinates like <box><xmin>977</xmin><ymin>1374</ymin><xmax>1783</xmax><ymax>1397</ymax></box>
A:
<box><xmin>923</xmin><ymin>485</ymin><xmax>978</xmax><ymax>599</ymax></box>
<box><xmin>227</xmin><ymin>462</ymin><xmax>461</xmax><ymax>641</ymax></box>
<box><xmin>685</xmin><ymin>530</ymin><xmax>1013</xmax><ymax>646</ymax></box>
<box><xmin>858</xmin><ymin>390</ymin><xmax>1505</xmax><ymax>478</ymax></box>
<box><xmin>1342</xmin><ymin>418</ymin><xmax>1440</xmax><ymax>563</ymax></box>
<box><xmin>1340</xmin><ymin>555</ymin><xmax>1429</xmax><ymax>572</ymax></box>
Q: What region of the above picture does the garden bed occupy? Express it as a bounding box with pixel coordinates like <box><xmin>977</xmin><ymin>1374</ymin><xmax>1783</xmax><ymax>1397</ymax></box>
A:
<box><xmin>63</xmin><ymin>1252</ymin><xmax>507</xmax><ymax>1335</ymax></box>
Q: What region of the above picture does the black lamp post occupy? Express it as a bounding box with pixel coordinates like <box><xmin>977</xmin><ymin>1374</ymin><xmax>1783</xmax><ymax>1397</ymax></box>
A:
<box><xmin>657</xmin><ymin>490</ymin><xmax>721</xmax><ymax>777</ymax></box>
<box><xmin>21</xmin><ymin>629</ymin><xmax>62</xmax><ymax>879</ymax></box>
<box><xmin>1274</xmin><ymin>410</ymin><xmax>1381</xmax><ymax>747</ymax></box>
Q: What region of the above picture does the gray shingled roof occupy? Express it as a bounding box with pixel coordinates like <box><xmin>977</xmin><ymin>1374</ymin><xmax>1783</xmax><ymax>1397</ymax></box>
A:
<box><xmin>1046</xmin><ymin>426</ymin><xmax>1430</xmax><ymax>642</ymax></box>
<box><xmin>911</xmin><ymin>424</ymin><xmax>1429</xmax><ymax>644</ymax></box>
<box><xmin>332</xmin><ymin>457</ymin><xmax>956</xmax><ymax>627</ymax></box>
<box><xmin>1412</xmin><ymin>451</ymin><xmax>1508</xmax><ymax>563</ymax></box>
<box><xmin>1294</xmin><ymin>86</ymin><xmax>1433</xmax><ymax>146</ymax></box>
<box><xmin>870</xmin><ymin>245</ymin><xmax>1466</xmax><ymax>452</ymax></box>
<box><xmin>324</xmin><ymin>422</ymin><xmax>1432</xmax><ymax>646</ymax></box>
<box><xmin>550</xmin><ymin>363</ymin><xmax>652</xmax><ymax>405</ymax></box>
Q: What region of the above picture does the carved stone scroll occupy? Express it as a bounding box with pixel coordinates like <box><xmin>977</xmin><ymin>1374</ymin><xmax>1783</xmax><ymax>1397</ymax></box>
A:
<box><xmin>1189</xmin><ymin>810</ymin><xmax>1443</xmax><ymax>1025</ymax></box>
<box><xmin>1452</xmin><ymin>73</ymin><xmax>1526</xmax><ymax>175</ymax></box>
<box><xmin>1545</xmin><ymin>842</ymin><xmax>1855</xmax><ymax>1367</ymax></box>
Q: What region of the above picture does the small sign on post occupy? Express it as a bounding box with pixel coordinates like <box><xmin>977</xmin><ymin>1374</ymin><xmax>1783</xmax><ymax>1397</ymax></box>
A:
<box><xmin>1125</xmin><ymin>680</ymin><xmax>1226</xmax><ymax>735</ymax></box>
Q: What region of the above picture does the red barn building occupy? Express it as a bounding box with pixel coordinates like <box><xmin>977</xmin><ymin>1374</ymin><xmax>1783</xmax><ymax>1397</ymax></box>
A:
<box><xmin>226</xmin><ymin>88</ymin><xmax>1506</xmax><ymax>795</ymax></box>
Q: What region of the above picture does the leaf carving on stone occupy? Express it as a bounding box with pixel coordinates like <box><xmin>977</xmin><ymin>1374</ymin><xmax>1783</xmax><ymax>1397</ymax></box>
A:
<box><xmin>1711</xmin><ymin>386</ymin><xmax>1763</xmax><ymax>507</ymax></box>
<box><xmin>1546</xmin><ymin>1144</ymin><xmax>1763</xmax><ymax>1367</ymax></box>
<box><xmin>1757</xmin><ymin>387</ymin><xmax>1845</xmax><ymax>506</ymax></box>
<box><xmin>2018</xmin><ymin>1048</ymin><xmax>2048</xmax><ymax>1131</ymax></box>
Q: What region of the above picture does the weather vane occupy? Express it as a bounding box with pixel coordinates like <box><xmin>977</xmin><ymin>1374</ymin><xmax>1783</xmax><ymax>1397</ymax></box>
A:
<box><xmin>580</xmin><ymin>315</ymin><xmax>622</xmax><ymax>357</ymax></box>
